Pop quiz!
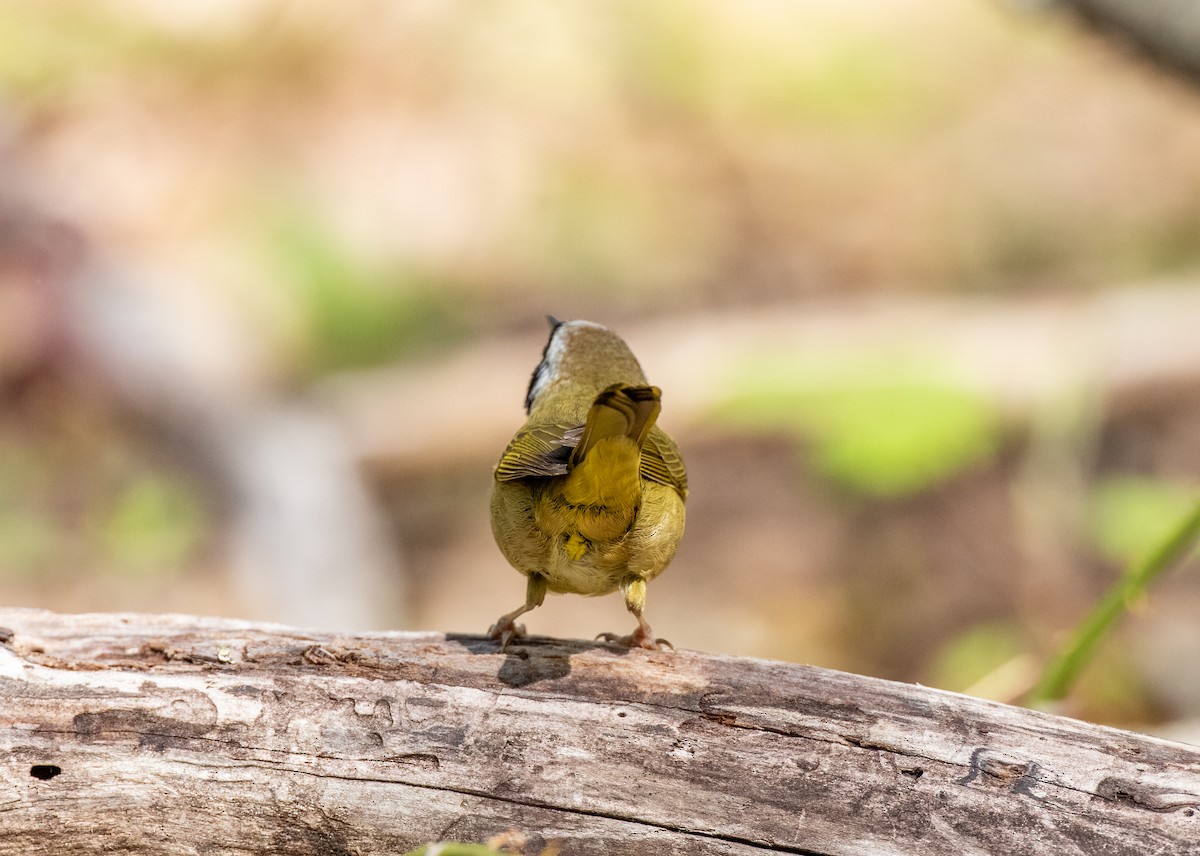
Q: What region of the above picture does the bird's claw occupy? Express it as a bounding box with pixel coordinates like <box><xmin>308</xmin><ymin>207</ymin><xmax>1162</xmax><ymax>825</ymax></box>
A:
<box><xmin>488</xmin><ymin>619</ymin><xmax>527</xmax><ymax>651</ymax></box>
<box><xmin>596</xmin><ymin>630</ymin><xmax>674</xmax><ymax>651</ymax></box>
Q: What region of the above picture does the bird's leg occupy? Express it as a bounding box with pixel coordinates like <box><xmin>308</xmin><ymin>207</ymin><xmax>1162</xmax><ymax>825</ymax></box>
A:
<box><xmin>597</xmin><ymin>576</ymin><xmax>673</xmax><ymax>651</ymax></box>
<box><xmin>488</xmin><ymin>574</ymin><xmax>547</xmax><ymax>650</ymax></box>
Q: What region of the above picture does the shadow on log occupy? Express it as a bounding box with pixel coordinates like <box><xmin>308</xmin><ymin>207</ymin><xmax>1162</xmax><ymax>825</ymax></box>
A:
<box><xmin>0</xmin><ymin>608</ymin><xmax>1198</xmax><ymax>855</ymax></box>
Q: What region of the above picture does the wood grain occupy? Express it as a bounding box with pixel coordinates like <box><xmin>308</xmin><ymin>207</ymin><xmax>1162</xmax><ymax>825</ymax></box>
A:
<box><xmin>0</xmin><ymin>608</ymin><xmax>1197</xmax><ymax>855</ymax></box>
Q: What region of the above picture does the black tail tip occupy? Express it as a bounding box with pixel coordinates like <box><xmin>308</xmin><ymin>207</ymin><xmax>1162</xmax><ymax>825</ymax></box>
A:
<box><xmin>621</xmin><ymin>384</ymin><xmax>661</xmax><ymax>403</ymax></box>
<box><xmin>546</xmin><ymin>315</ymin><xmax>563</xmax><ymax>330</ymax></box>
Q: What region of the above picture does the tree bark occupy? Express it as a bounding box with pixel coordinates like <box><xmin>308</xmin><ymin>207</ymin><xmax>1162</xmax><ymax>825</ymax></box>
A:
<box><xmin>1</xmin><ymin>608</ymin><xmax>1197</xmax><ymax>855</ymax></box>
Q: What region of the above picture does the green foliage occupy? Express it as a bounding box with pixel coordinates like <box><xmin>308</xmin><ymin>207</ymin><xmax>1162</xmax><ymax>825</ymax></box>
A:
<box><xmin>0</xmin><ymin>439</ymin><xmax>209</xmax><ymax>581</ymax></box>
<box><xmin>716</xmin><ymin>353</ymin><xmax>1000</xmax><ymax>497</ymax></box>
<box><xmin>0</xmin><ymin>449</ymin><xmax>56</xmax><ymax>577</ymax></box>
<box><xmin>0</xmin><ymin>5</ymin><xmax>129</xmax><ymax>98</ymax></box>
<box><xmin>1087</xmin><ymin>476</ymin><xmax>1199</xmax><ymax>564</ymax></box>
<box><xmin>269</xmin><ymin>212</ymin><xmax>467</xmax><ymax>377</ymax></box>
<box><xmin>1138</xmin><ymin>203</ymin><xmax>1200</xmax><ymax>275</ymax></box>
<box><xmin>0</xmin><ymin>508</ymin><xmax>58</xmax><ymax>579</ymax></box>
<box><xmin>801</xmin><ymin>384</ymin><xmax>998</xmax><ymax>496</ymax></box>
<box><xmin>927</xmin><ymin>621</ymin><xmax>1028</xmax><ymax>693</ymax></box>
<box><xmin>1029</xmin><ymin>496</ymin><xmax>1200</xmax><ymax>708</ymax></box>
<box><xmin>89</xmin><ymin>474</ymin><xmax>207</xmax><ymax>576</ymax></box>
<box><xmin>403</xmin><ymin>845</ymin><xmax>505</xmax><ymax>856</ymax></box>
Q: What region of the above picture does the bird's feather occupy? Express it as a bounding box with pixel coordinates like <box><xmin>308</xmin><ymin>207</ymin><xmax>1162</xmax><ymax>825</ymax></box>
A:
<box><xmin>642</xmin><ymin>426</ymin><xmax>688</xmax><ymax>499</ymax></box>
<box><xmin>494</xmin><ymin>424</ymin><xmax>583</xmax><ymax>480</ymax></box>
<box><xmin>495</xmin><ymin>408</ymin><xmax>687</xmax><ymax>502</ymax></box>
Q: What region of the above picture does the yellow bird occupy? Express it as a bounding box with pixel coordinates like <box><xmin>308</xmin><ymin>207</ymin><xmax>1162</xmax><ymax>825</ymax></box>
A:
<box><xmin>488</xmin><ymin>317</ymin><xmax>687</xmax><ymax>650</ymax></box>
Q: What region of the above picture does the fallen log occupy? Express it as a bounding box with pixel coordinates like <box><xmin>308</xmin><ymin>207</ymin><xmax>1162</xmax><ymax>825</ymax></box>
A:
<box><xmin>0</xmin><ymin>608</ymin><xmax>1197</xmax><ymax>855</ymax></box>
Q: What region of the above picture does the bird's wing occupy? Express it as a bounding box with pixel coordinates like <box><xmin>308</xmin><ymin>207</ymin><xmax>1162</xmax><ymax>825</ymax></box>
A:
<box><xmin>641</xmin><ymin>426</ymin><xmax>688</xmax><ymax>500</ymax></box>
<box><xmin>494</xmin><ymin>423</ymin><xmax>584</xmax><ymax>481</ymax></box>
<box><xmin>495</xmin><ymin>420</ymin><xmax>687</xmax><ymax>501</ymax></box>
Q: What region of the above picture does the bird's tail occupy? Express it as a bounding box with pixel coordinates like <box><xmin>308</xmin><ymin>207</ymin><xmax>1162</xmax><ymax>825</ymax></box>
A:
<box><xmin>571</xmin><ymin>384</ymin><xmax>661</xmax><ymax>467</ymax></box>
<box><xmin>561</xmin><ymin>384</ymin><xmax>660</xmax><ymax>513</ymax></box>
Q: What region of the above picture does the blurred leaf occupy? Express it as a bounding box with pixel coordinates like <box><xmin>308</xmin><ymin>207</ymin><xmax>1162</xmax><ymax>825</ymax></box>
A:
<box><xmin>269</xmin><ymin>212</ymin><xmax>467</xmax><ymax>376</ymax></box>
<box><xmin>927</xmin><ymin>621</ymin><xmax>1029</xmax><ymax>694</ymax></box>
<box><xmin>1087</xmin><ymin>476</ymin><xmax>1199</xmax><ymax>564</ymax></box>
<box><xmin>803</xmin><ymin>384</ymin><xmax>998</xmax><ymax>496</ymax></box>
<box><xmin>1138</xmin><ymin>203</ymin><xmax>1200</xmax><ymax>275</ymax></box>
<box><xmin>0</xmin><ymin>5</ymin><xmax>128</xmax><ymax>97</ymax></box>
<box><xmin>0</xmin><ymin>447</ymin><xmax>59</xmax><ymax>578</ymax></box>
<box><xmin>741</xmin><ymin>31</ymin><xmax>922</xmax><ymax>128</ymax></box>
<box><xmin>91</xmin><ymin>474</ymin><xmax>207</xmax><ymax>576</ymax></box>
<box><xmin>0</xmin><ymin>509</ymin><xmax>58</xmax><ymax>579</ymax></box>
<box><xmin>716</xmin><ymin>353</ymin><xmax>1000</xmax><ymax>497</ymax></box>
<box><xmin>403</xmin><ymin>846</ymin><xmax>505</xmax><ymax>856</ymax></box>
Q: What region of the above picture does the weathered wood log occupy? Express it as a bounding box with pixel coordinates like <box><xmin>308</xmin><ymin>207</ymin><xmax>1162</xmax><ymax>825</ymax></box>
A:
<box><xmin>1</xmin><ymin>608</ymin><xmax>1198</xmax><ymax>855</ymax></box>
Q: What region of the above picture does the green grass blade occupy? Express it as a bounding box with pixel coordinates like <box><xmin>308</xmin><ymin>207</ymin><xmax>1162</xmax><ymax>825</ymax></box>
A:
<box><xmin>1027</xmin><ymin>499</ymin><xmax>1200</xmax><ymax>708</ymax></box>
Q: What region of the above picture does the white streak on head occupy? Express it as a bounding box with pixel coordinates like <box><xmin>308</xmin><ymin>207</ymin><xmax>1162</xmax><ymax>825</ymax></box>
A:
<box><xmin>525</xmin><ymin>319</ymin><xmax>604</xmax><ymax>412</ymax></box>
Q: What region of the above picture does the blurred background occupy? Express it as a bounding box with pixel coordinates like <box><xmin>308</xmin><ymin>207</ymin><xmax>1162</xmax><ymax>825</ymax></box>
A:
<box><xmin>2</xmin><ymin>0</ymin><xmax>1200</xmax><ymax>735</ymax></box>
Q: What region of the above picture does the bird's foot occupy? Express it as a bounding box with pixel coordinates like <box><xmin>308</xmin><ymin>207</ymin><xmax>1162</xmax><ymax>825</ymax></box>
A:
<box><xmin>596</xmin><ymin>628</ymin><xmax>674</xmax><ymax>651</ymax></box>
<box><xmin>488</xmin><ymin>618</ymin><xmax>528</xmax><ymax>651</ymax></box>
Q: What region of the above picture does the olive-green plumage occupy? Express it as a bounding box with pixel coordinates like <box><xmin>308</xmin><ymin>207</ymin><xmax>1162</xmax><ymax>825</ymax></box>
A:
<box><xmin>488</xmin><ymin>318</ymin><xmax>687</xmax><ymax>650</ymax></box>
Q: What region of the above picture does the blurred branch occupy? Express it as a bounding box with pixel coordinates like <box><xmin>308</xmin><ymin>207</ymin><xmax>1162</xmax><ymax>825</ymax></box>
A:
<box><xmin>1048</xmin><ymin>0</ymin><xmax>1200</xmax><ymax>83</ymax></box>
<box><xmin>1028</xmin><ymin>499</ymin><xmax>1200</xmax><ymax>708</ymax></box>
<box><xmin>72</xmin><ymin>266</ymin><xmax>408</xmax><ymax>630</ymax></box>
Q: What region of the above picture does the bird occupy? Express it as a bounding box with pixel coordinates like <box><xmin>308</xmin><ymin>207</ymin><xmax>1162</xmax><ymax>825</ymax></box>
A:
<box><xmin>488</xmin><ymin>317</ymin><xmax>687</xmax><ymax>650</ymax></box>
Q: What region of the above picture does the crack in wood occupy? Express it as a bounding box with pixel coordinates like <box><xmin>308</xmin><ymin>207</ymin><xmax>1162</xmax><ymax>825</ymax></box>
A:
<box><xmin>713</xmin><ymin>713</ymin><xmax>1200</xmax><ymax>820</ymax></box>
<box><xmin>211</xmin><ymin>757</ymin><xmax>838</xmax><ymax>856</ymax></box>
<box><xmin>13</xmin><ymin>715</ymin><xmax>1159</xmax><ymax>853</ymax></box>
<box><xmin>13</xmin><ymin>722</ymin><xmax>829</xmax><ymax>853</ymax></box>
